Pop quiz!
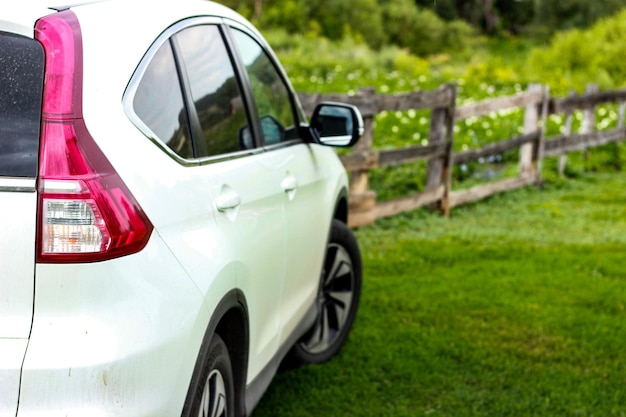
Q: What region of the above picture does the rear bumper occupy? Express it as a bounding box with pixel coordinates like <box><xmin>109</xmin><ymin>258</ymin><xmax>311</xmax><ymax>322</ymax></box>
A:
<box><xmin>0</xmin><ymin>338</ymin><xmax>28</xmax><ymax>417</ymax></box>
<box><xmin>16</xmin><ymin>235</ymin><xmax>209</xmax><ymax>417</ymax></box>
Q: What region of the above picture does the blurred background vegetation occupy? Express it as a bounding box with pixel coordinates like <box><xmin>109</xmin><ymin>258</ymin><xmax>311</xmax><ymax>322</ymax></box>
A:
<box><xmin>215</xmin><ymin>0</ymin><xmax>626</xmax><ymax>97</ymax></box>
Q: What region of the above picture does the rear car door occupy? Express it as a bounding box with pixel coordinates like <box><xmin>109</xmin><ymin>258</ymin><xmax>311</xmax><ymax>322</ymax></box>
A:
<box><xmin>171</xmin><ymin>22</ymin><xmax>288</xmax><ymax>381</ymax></box>
<box><xmin>0</xmin><ymin>32</ymin><xmax>43</xmax><ymax>416</ymax></box>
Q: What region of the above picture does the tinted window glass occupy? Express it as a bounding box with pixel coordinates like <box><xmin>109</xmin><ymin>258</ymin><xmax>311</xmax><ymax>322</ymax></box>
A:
<box><xmin>0</xmin><ymin>33</ymin><xmax>44</xmax><ymax>177</ymax></box>
<box><xmin>176</xmin><ymin>25</ymin><xmax>249</xmax><ymax>157</ymax></box>
<box><xmin>231</xmin><ymin>29</ymin><xmax>298</xmax><ymax>146</ymax></box>
<box><xmin>134</xmin><ymin>41</ymin><xmax>193</xmax><ymax>159</ymax></box>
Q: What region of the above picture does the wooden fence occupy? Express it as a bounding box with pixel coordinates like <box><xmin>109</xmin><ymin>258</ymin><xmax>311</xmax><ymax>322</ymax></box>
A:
<box><xmin>298</xmin><ymin>84</ymin><xmax>626</xmax><ymax>227</ymax></box>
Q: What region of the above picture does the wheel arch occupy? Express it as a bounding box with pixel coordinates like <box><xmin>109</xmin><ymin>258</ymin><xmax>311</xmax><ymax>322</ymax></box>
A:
<box><xmin>181</xmin><ymin>289</ymin><xmax>249</xmax><ymax>417</ymax></box>
<box><xmin>333</xmin><ymin>186</ymin><xmax>349</xmax><ymax>224</ymax></box>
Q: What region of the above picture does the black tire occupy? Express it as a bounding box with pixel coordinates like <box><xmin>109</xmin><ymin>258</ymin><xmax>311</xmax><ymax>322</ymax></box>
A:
<box><xmin>188</xmin><ymin>334</ymin><xmax>235</xmax><ymax>417</ymax></box>
<box><xmin>290</xmin><ymin>219</ymin><xmax>362</xmax><ymax>364</ymax></box>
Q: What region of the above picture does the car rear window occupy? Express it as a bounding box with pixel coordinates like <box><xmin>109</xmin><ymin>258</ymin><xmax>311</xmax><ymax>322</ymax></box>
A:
<box><xmin>133</xmin><ymin>39</ymin><xmax>194</xmax><ymax>159</ymax></box>
<box><xmin>0</xmin><ymin>32</ymin><xmax>44</xmax><ymax>178</ymax></box>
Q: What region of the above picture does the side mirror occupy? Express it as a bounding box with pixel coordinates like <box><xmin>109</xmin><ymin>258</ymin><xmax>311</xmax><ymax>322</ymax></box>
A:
<box><xmin>310</xmin><ymin>102</ymin><xmax>364</xmax><ymax>147</ymax></box>
<box><xmin>238</xmin><ymin>115</ymin><xmax>286</xmax><ymax>149</ymax></box>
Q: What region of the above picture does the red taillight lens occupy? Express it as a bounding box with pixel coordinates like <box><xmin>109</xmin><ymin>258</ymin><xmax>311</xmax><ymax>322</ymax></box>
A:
<box><xmin>35</xmin><ymin>11</ymin><xmax>153</xmax><ymax>263</ymax></box>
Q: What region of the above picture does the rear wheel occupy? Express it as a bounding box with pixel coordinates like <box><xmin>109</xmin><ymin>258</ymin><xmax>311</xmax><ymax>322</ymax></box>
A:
<box><xmin>190</xmin><ymin>334</ymin><xmax>234</xmax><ymax>417</ymax></box>
<box><xmin>291</xmin><ymin>219</ymin><xmax>362</xmax><ymax>364</ymax></box>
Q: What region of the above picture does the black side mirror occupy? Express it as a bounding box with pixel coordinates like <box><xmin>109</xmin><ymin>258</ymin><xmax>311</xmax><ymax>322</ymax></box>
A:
<box><xmin>238</xmin><ymin>115</ymin><xmax>286</xmax><ymax>149</ymax></box>
<box><xmin>310</xmin><ymin>102</ymin><xmax>364</xmax><ymax>147</ymax></box>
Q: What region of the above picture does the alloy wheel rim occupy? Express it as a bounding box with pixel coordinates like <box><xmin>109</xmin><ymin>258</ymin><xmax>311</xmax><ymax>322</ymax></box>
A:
<box><xmin>300</xmin><ymin>243</ymin><xmax>355</xmax><ymax>354</ymax></box>
<box><xmin>198</xmin><ymin>369</ymin><xmax>227</xmax><ymax>417</ymax></box>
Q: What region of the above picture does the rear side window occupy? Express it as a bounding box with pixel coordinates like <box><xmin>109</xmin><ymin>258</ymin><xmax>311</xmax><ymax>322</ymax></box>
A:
<box><xmin>132</xmin><ymin>24</ymin><xmax>250</xmax><ymax>160</ymax></box>
<box><xmin>133</xmin><ymin>40</ymin><xmax>194</xmax><ymax>159</ymax></box>
<box><xmin>0</xmin><ymin>32</ymin><xmax>44</xmax><ymax>177</ymax></box>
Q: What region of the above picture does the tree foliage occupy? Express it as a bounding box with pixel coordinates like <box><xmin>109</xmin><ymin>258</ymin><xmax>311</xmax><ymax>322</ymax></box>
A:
<box><xmin>218</xmin><ymin>0</ymin><xmax>626</xmax><ymax>69</ymax></box>
<box><xmin>416</xmin><ymin>0</ymin><xmax>626</xmax><ymax>36</ymax></box>
<box><xmin>218</xmin><ymin>0</ymin><xmax>473</xmax><ymax>56</ymax></box>
<box><xmin>534</xmin><ymin>0</ymin><xmax>626</xmax><ymax>31</ymax></box>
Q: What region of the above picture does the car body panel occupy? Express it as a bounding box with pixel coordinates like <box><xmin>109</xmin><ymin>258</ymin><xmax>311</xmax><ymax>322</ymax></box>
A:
<box><xmin>208</xmin><ymin>151</ymin><xmax>287</xmax><ymax>382</ymax></box>
<box><xmin>0</xmin><ymin>1</ymin><xmax>358</xmax><ymax>415</ymax></box>
<box><xmin>275</xmin><ymin>144</ymin><xmax>348</xmax><ymax>343</ymax></box>
<box><xmin>0</xmin><ymin>185</ymin><xmax>37</xmax><ymax>338</ymax></box>
<box><xmin>0</xmin><ymin>24</ymin><xmax>43</xmax><ymax>417</ymax></box>
<box><xmin>0</xmin><ymin>2</ymin><xmax>52</xmax><ymax>37</ymax></box>
<box><xmin>0</xmin><ymin>339</ymin><xmax>29</xmax><ymax>417</ymax></box>
<box><xmin>19</xmin><ymin>236</ymin><xmax>213</xmax><ymax>416</ymax></box>
<box><xmin>0</xmin><ymin>186</ymin><xmax>37</xmax><ymax>416</ymax></box>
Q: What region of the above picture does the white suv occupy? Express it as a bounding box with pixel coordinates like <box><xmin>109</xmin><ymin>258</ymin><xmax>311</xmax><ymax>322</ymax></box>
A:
<box><xmin>0</xmin><ymin>1</ymin><xmax>363</xmax><ymax>416</ymax></box>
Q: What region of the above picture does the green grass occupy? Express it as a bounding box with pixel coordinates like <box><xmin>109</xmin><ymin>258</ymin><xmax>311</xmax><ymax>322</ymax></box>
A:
<box><xmin>252</xmin><ymin>172</ymin><xmax>626</xmax><ymax>417</ymax></box>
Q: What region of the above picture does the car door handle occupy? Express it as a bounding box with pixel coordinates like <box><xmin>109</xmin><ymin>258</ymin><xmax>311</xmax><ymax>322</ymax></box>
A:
<box><xmin>281</xmin><ymin>176</ymin><xmax>298</xmax><ymax>192</ymax></box>
<box><xmin>216</xmin><ymin>190</ymin><xmax>241</xmax><ymax>212</ymax></box>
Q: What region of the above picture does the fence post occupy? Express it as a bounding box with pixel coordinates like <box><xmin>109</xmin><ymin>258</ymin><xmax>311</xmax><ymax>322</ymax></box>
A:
<box><xmin>536</xmin><ymin>85</ymin><xmax>549</xmax><ymax>180</ymax></box>
<box><xmin>520</xmin><ymin>83</ymin><xmax>543</xmax><ymax>180</ymax></box>
<box><xmin>559</xmin><ymin>90</ymin><xmax>575</xmax><ymax>176</ymax></box>
<box><xmin>426</xmin><ymin>84</ymin><xmax>456</xmax><ymax>214</ymax></box>
<box><xmin>618</xmin><ymin>101</ymin><xmax>626</xmax><ymax>129</ymax></box>
<box><xmin>614</xmin><ymin>100</ymin><xmax>626</xmax><ymax>171</ymax></box>
<box><xmin>426</xmin><ymin>112</ymin><xmax>447</xmax><ymax>189</ymax></box>
<box><xmin>581</xmin><ymin>84</ymin><xmax>598</xmax><ymax>171</ymax></box>
<box><xmin>441</xmin><ymin>84</ymin><xmax>457</xmax><ymax>216</ymax></box>
<box><xmin>348</xmin><ymin>88</ymin><xmax>377</xmax><ymax>227</ymax></box>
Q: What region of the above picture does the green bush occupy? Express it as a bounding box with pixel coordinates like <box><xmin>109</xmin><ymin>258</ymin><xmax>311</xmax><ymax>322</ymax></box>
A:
<box><xmin>309</xmin><ymin>0</ymin><xmax>386</xmax><ymax>48</ymax></box>
<box><xmin>441</xmin><ymin>19</ymin><xmax>477</xmax><ymax>52</ymax></box>
<box><xmin>383</xmin><ymin>0</ymin><xmax>475</xmax><ymax>56</ymax></box>
<box><xmin>265</xmin><ymin>29</ymin><xmax>434</xmax><ymax>94</ymax></box>
<box><xmin>527</xmin><ymin>9</ymin><xmax>626</xmax><ymax>94</ymax></box>
<box><xmin>260</xmin><ymin>0</ymin><xmax>311</xmax><ymax>34</ymax></box>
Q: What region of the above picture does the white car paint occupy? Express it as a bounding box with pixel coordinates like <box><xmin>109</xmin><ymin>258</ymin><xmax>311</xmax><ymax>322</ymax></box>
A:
<box><xmin>0</xmin><ymin>1</ymin><xmax>360</xmax><ymax>416</ymax></box>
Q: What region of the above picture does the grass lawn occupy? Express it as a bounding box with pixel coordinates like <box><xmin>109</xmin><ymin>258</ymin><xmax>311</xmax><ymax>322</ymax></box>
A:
<box><xmin>252</xmin><ymin>171</ymin><xmax>626</xmax><ymax>417</ymax></box>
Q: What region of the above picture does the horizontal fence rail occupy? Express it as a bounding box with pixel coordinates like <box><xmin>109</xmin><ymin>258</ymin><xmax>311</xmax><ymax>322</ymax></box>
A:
<box><xmin>298</xmin><ymin>83</ymin><xmax>626</xmax><ymax>227</ymax></box>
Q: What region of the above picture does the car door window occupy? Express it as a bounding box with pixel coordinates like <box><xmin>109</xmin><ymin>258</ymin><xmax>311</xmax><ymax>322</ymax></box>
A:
<box><xmin>133</xmin><ymin>40</ymin><xmax>194</xmax><ymax>159</ymax></box>
<box><xmin>175</xmin><ymin>25</ymin><xmax>250</xmax><ymax>157</ymax></box>
<box><xmin>230</xmin><ymin>29</ymin><xmax>299</xmax><ymax>146</ymax></box>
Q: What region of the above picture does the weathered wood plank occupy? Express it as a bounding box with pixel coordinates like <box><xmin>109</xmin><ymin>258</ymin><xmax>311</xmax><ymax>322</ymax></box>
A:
<box><xmin>339</xmin><ymin>152</ymin><xmax>379</xmax><ymax>171</ymax></box>
<box><xmin>349</xmin><ymin>191</ymin><xmax>377</xmax><ymax>210</ymax></box>
<box><xmin>455</xmin><ymin>90</ymin><xmax>544</xmax><ymax>120</ymax></box>
<box><xmin>453</xmin><ymin>132</ymin><xmax>540</xmax><ymax>164</ymax></box>
<box><xmin>297</xmin><ymin>92</ymin><xmax>381</xmax><ymax>117</ymax></box>
<box><xmin>519</xmin><ymin>84</ymin><xmax>544</xmax><ymax>178</ymax></box>
<box><xmin>441</xmin><ymin>84</ymin><xmax>458</xmax><ymax>217</ymax></box>
<box><xmin>558</xmin><ymin>104</ymin><xmax>574</xmax><ymax>175</ymax></box>
<box><xmin>426</xmin><ymin>107</ymin><xmax>449</xmax><ymax>190</ymax></box>
<box><xmin>348</xmin><ymin>191</ymin><xmax>377</xmax><ymax>227</ymax></box>
<box><xmin>379</xmin><ymin>86</ymin><xmax>454</xmax><ymax>112</ymax></box>
<box><xmin>377</xmin><ymin>142</ymin><xmax>448</xmax><ymax>167</ymax></box>
<box><xmin>374</xmin><ymin>186</ymin><xmax>445</xmax><ymax>219</ymax></box>
<box><xmin>543</xmin><ymin>128</ymin><xmax>626</xmax><ymax>156</ymax></box>
<box><xmin>348</xmin><ymin>211</ymin><xmax>377</xmax><ymax>228</ymax></box>
<box><xmin>449</xmin><ymin>176</ymin><xmax>537</xmax><ymax>208</ymax></box>
<box><xmin>550</xmin><ymin>89</ymin><xmax>626</xmax><ymax>114</ymax></box>
<box><xmin>298</xmin><ymin>85</ymin><xmax>454</xmax><ymax>117</ymax></box>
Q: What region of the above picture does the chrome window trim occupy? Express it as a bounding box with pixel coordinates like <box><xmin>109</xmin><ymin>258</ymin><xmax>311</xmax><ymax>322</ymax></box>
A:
<box><xmin>123</xmin><ymin>16</ymin><xmax>267</xmax><ymax>167</ymax></box>
<box><xmin>262</xmin><ymin>138</ymin><xmax>303</xmax><ymax>152</ymax></box>
<box><xmin>0</xmin><ymin>178</ymin><xmax>36</xmax><ymax>193</ymax></box>
<box><xmin>222</xmin><ymin>18</ymin><xmax>267</xmax><ymax>50</ymax></box>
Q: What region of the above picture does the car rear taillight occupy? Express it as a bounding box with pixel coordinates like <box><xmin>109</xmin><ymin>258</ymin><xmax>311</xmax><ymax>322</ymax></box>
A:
<box><xmin>35</xmin><ymin>11</ymin><xmax>153</xmax><ymax>263</ymax></box>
